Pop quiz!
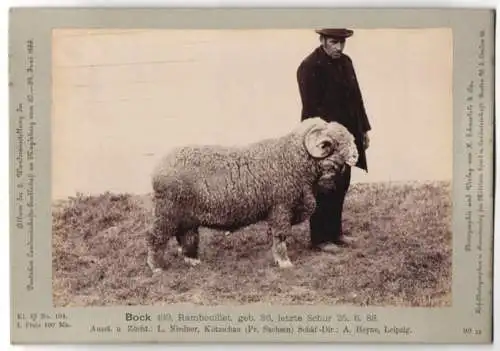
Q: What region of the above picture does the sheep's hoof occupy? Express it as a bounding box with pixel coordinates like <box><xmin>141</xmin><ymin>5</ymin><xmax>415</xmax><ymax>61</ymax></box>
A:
<box><xmin>276</xmin><ymin>259</ymin><xmax>294</xmax><ymax>269</ymax></box>
<box><xmin>184</xmin><ymin>257</ymin><xmax>201</xmax><ymax>266</ymax></box>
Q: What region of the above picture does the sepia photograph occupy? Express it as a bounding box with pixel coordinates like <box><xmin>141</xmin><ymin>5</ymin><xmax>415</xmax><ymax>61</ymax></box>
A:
<box><xmin>51</xmin><ymin>27</ymin><xmax>453</xmax><ymax>308</ymax></box>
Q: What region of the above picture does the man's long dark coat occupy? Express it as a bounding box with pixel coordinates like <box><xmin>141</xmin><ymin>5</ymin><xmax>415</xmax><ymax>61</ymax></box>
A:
<box><xmin>297</xmin><ymin>46</ymin><xmax>371</xmax><ymax>171</ymax></box>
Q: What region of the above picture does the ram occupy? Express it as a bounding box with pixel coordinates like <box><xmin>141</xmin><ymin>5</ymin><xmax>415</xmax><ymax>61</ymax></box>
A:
<box><xmin>147</xmin><ymin>117</ymin><xmax>358</xmax><ymax>272</ymax></box>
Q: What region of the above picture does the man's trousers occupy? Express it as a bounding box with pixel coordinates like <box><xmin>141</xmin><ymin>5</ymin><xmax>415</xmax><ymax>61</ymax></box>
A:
<box><xmin>309</xmin><ymin>165</ymin><xmax>352</xmax><ymax>247</ymax></box>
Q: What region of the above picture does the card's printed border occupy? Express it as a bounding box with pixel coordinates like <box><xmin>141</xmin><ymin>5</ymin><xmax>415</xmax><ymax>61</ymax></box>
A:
<box><xmin>9</xmin><ymin>8</ymin><xmax>495</xmax><ymax>344</ymax></box>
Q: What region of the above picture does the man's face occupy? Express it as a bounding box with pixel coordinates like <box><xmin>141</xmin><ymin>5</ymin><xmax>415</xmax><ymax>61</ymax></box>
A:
<box><xmin>321</xmin><ymin>36</ymin><xmax>345</xmax><ymax>59</ymax></box>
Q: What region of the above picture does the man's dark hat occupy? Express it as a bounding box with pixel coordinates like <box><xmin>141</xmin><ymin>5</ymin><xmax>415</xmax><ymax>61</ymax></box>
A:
<box><xmin>315</xmin><ymin>28</ymin><xmax>354</xmax><ymax>39</ymax></box>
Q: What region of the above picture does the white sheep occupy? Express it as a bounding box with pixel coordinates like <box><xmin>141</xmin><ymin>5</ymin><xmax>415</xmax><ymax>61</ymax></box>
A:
<box><xmin>147</xmin><ymin>117</ymin><xmax>358</xmax><ymax>272</ymax></box>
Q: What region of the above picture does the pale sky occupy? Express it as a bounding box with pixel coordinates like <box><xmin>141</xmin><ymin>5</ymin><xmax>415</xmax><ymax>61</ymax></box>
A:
<box><xmin>52</xmin><ymin>28</ymin><xmax>453</xmax><ymax>199</ymax></box>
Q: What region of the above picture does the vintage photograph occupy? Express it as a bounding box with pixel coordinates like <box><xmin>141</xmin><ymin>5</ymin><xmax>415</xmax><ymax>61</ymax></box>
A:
<box><xmin>51</xmin><ymin>28</ymin><xmax>453</xmax><ymax>308</ymax></box>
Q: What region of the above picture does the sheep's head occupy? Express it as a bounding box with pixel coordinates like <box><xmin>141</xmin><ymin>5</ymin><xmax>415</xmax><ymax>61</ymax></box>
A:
<box><xmin>300</xmin><ymin>117</ymin><xmax>359</xmax><ymax>190</ymax></box>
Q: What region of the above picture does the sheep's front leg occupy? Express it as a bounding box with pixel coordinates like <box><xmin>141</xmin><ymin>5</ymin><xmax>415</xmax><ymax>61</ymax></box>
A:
<box><xmin>302</xmin><ymin>186</ymin><xmax>317</xmax><ymax>218</ymax></box>
<box><xmin>268</xmin><ymin>206</ymin><xmax>293</xmax><ymax>268</ymax></box>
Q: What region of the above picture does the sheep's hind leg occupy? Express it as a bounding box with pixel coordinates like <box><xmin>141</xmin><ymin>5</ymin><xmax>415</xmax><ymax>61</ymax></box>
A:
<box><xmin>180</xmin><ymin>228</ymin><xmax>201</xmax><ymax>267</ymax></box>
<box><xmin>147</xmin><ymin>198</ymin><xmax>175</xmax><ymax>273</ymax></box>
<box><xmin>147</xmin><ymin>221</ymin><xmax>173</xmax><ymax>274</ymax></box>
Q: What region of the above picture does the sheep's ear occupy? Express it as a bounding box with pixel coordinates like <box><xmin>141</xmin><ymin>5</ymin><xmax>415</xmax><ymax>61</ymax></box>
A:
<box><xmin>304</xmin><ymin>127</ymin><xmax>334</xmax><ymax>158</ymax></box>
<box><xmin>345</xmin><ymin>148</ymin><xmax>359</xmax><ymax>166</ymax></box>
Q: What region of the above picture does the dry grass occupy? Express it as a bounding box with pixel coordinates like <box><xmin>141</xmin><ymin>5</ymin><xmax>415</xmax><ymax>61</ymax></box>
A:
<box><xmin>52</xmin><ymin>181</ymin><xmax>452</xmax><ymax>307</ymax></box>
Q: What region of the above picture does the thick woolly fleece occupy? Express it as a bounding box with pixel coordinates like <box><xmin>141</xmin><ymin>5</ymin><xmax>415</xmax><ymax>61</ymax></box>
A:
<box><xmin>152</xmin><ymin>135</ymin><xmax>317</xmax><ymax>231</ymax></box>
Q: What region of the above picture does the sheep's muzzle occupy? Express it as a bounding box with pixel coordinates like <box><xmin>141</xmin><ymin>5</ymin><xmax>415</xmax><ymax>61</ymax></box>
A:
<box><xmin>316</xmin><ymin>161</ymin><xmax>347</xmax><ymax>191</ymax></box>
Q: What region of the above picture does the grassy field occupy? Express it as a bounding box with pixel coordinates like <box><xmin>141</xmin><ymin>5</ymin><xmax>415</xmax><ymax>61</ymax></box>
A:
<box><xmin>52</xmin><ymin>181</ymin><xmax>452</xmax><ymax>307</ymax></box>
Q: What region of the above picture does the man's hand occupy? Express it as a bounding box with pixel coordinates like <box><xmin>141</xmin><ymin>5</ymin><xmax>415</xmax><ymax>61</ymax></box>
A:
<box><xmin>363</xmin><ymin>132</ymin><xmax>370</xmax><ymax>150</ymax></box>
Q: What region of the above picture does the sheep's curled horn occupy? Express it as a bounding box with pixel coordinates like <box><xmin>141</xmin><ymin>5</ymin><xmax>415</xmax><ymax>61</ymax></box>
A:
<box><xmin>303</xmin><ymin>118</ymin><xmax>358</xmax><ymax>167</ymax></box>
<box><xmin>304</xmin><ymin>123</ymin><xmax>335</xmax><ymax>159</ymax></box>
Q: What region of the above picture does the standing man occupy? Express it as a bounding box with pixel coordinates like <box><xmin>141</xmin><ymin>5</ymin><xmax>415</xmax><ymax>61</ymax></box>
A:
<box><xmin>297</xmin><ymin>28</ymin><xmax>371</xmax><ymax>253</ymax></box>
